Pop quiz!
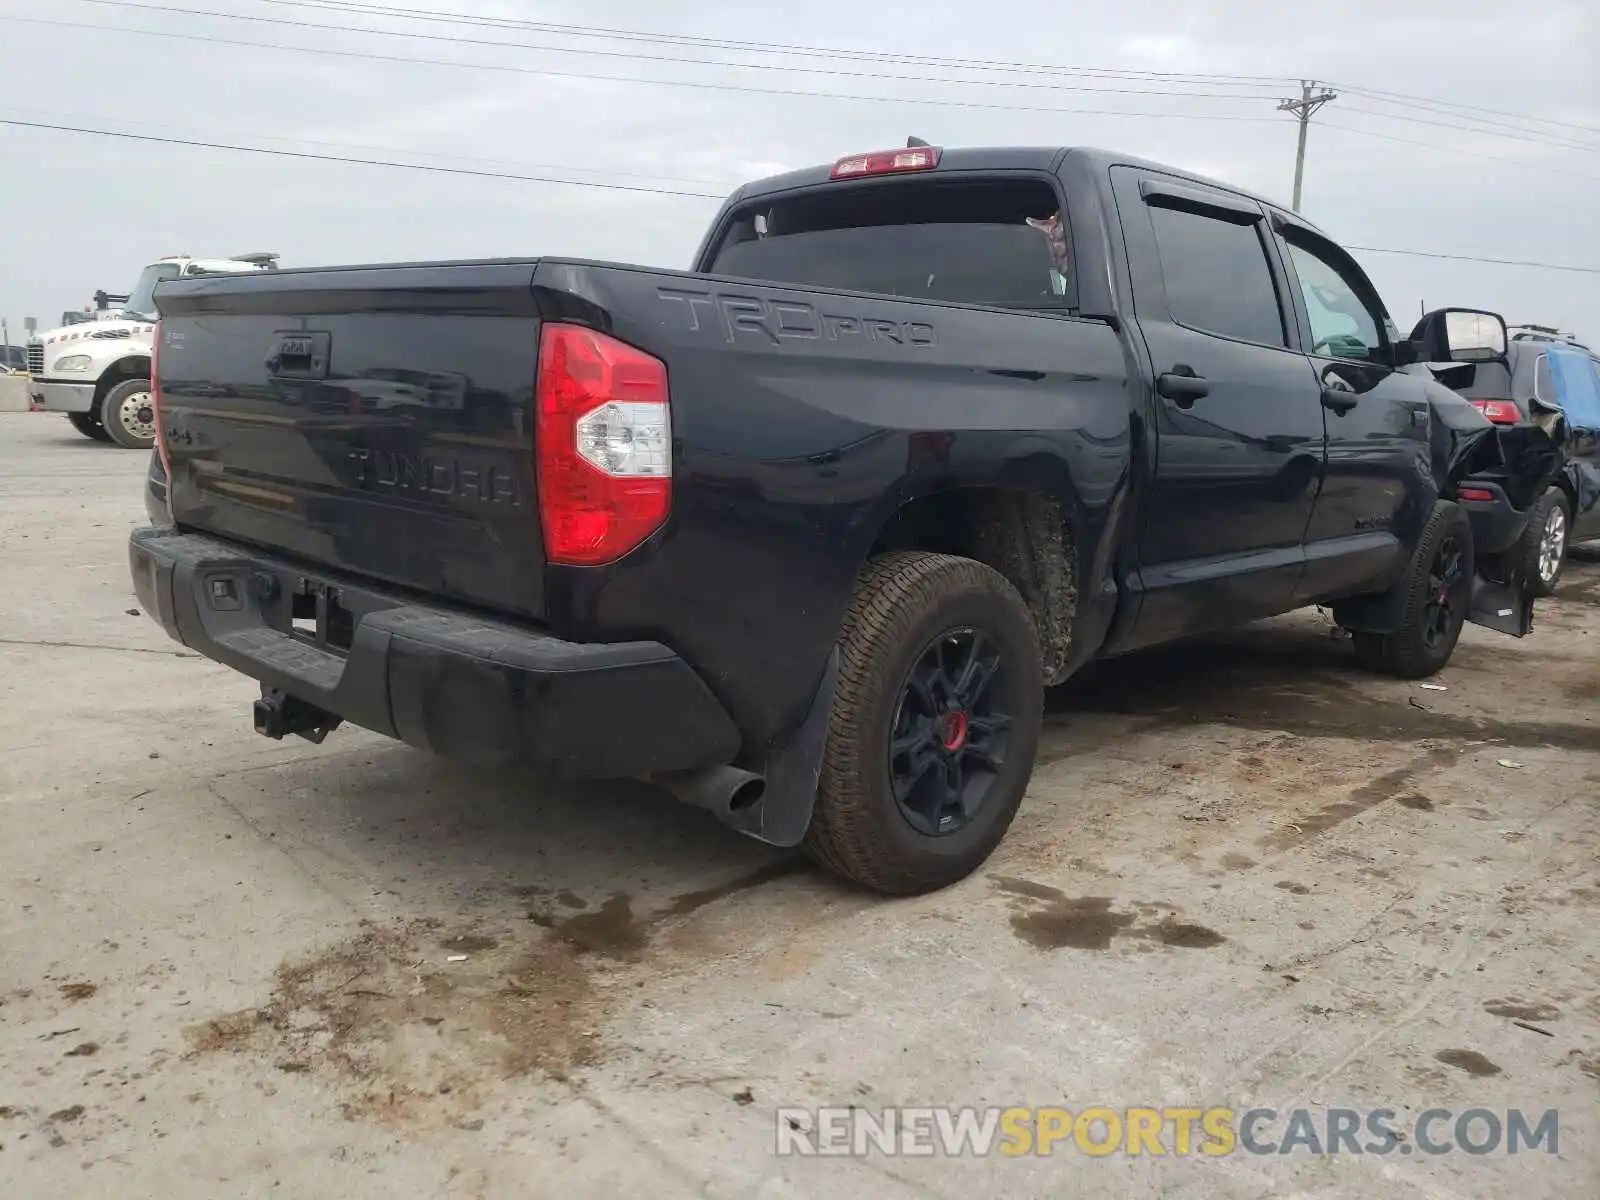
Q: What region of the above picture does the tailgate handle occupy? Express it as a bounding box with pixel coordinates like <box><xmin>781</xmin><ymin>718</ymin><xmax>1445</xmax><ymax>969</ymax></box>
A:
<box><xmin>265</xmin><ymin>331</ymin><xmax>331</xmax><ymax>380</ymax></box>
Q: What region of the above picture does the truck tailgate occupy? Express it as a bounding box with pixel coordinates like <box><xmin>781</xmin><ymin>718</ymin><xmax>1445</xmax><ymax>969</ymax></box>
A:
<box><xmin>155</xmin><ymin>261</ymin><xmax>546</xmax><ymax>618</ymax></box>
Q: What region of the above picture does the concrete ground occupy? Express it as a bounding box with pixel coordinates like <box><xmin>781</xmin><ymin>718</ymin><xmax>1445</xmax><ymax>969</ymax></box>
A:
<box><xmin>1</xmin><ymin>411</ymin><xmax>1596</xmax><ymax>1199</ymax></box>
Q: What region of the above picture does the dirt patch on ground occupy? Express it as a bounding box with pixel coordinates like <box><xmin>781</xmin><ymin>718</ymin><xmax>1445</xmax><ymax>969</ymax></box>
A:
<box><xmin>1559</xmin><ymin>1049</ymin><xmax>1600</xmax><ymax>1083</ymax></box>
<box><xmin>184</xmin><ymin>918</ymin><xmax>606</xmax><ymax>1127</ymax></box>
<box><xmin>179</xmin><ymin>863</ymin><xmax>817</xmax><ymax>1129</ymax></box>
<box><xmin>1260</xmin><ymin>746</ymin><xmax>1462</xmax><ymax>851</ymax></box>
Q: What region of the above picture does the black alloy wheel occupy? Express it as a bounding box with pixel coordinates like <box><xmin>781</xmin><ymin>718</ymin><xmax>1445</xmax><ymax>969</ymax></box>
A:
<box><xmin>1422</xmin><ymin>534</ymin><xmax>1469</xmax><ymax>652</ymax></box>
<box><xmin>888</xmin><ymin>627</ymin><xmax>1014</xmax><ymax>837</ymax></box>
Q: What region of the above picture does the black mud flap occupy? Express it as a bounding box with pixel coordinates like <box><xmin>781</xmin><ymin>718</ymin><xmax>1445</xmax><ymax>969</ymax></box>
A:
<box><xmin>1467</xmin><ymin>570</ymin><xmax>1534</xmax><ymax>638</ymax></box>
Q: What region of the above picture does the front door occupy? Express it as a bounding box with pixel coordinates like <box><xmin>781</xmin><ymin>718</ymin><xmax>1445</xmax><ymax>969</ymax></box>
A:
<box><xmin>1273</xmin><ymin>220</ymin><xmax>1429</xmax><ymax>602</ymax></box>
<box><xmin>1109</xmin><ymin>167</ymin><xmax>1327</xmax><ymax>649</ymax></box>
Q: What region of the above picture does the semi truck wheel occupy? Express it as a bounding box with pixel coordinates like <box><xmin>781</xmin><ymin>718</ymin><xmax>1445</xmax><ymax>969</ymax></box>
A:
<box><xmin>67</xmin><ymin>412</ymin><xmax>112</xmax><ymax>443</ymax></box>
<box><xmin>804</xmin><ymin>552</ymin><xmax>1044</xmax><ymax>895</ymax></box>
<box><xmin>1353</xmin><ymin>501</ymin><xmax>1474</xmax><ymax>679</ymax></box>
<box><xmin>1518</xmin><ymin>487</ymin><xmax>1570</xmax><ymax>598</ymax></box>
<box><xmin>101</xmin><ymin>378</ymin><xmax>158</xmax><ymax>450</ymax></box>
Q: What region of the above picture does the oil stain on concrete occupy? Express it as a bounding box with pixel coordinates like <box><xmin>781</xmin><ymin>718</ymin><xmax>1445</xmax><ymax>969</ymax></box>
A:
<box><xmin>1483</xmin><ymin>999</ymin><xmax>1562</xmax><ymax>1022</ymax></box>
<box><xmin>990</xmin><ymin>876</ymin><xmax>1225</xmax><ymax>951</ymax></box>
<box><xmin>1435</xmin><ymin>1048</ymin><xmax>1503</xmax><ymax>1078</ymax></box>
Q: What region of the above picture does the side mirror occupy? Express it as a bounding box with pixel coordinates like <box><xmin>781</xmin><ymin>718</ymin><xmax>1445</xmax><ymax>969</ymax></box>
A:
<box><xmin>1411</xmin><ymin>307</ymin><xmax>1509</xmax><ymax>364</ymax></box>
<box><xmin>1384</xmin><ymin>339</ymin><xmax>1421</xmax><ymax>367</ymax></box>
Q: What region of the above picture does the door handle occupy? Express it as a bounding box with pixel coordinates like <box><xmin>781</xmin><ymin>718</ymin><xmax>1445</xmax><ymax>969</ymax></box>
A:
<box><xmin>1321</xmin><ymin>388</ymin><xmax>1359</xmax><ymax>416</ymax></box>
<box><xmin>1157</xmin><ymin>369</ymin><xmax>1209</xmax><ymax>407</ymax></box>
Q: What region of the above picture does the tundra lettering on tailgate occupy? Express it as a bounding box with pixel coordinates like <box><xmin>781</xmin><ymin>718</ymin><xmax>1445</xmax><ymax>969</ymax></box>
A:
<box><xmin>348</xmin><ymin>448</ymin><xmax>518</xmax><ymax>505</ymax></box>
<box><xmin>659</xmin><ymin>286</ymin><xmax>936</xmax><ymax>348</ymax></box>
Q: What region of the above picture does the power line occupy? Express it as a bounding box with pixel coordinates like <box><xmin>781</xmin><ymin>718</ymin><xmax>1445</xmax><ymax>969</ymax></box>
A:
<box><xmin>65</xmin><ymin>0</ymin><xmax>1288</xmax><ymax>102</ymax></box>
<box><xmin>5</xmin><ymin>115</ymin><xmax>1594</xmax><ymax>275</ymax></box>
<box><xmin>0</xmin><ymin>118</ymin><xmax>728</xmax><ymax>198</ymax></box>
<box><xmin>1</xmin><ymin>16</ymin><xmax>1289</xmax><ymax>123</ymax></box>
<box><xmin>1340</xmin><ymin>104</ymin><xmax>1600</xmax><ymax>156</ymax></box>
<box><xmin>1346</xmin><ymin>246</ymin><xmax>1600</xmax><ymax>274</ymax></box>
<box><xmin>57</xmin><ymin>2</ymin><xmax>1600</xmax><ymax>159</ymax></box>
<box><xmin>198</xmin><ymin>0</ymin><xmax>1600</xmax><ymax>144</ymax></box>
<box><xmin>1321</xmin><ymin>120</ymin><xmax>1600</xmax><ymax>181</ymax></box>
<box><xmin>1337</xmin><ymin>89</ymin><xmax>1600</xmax><ymax>149</ymax></box>
<box><xmin>0</xmin><ymin>104</ymin><xmax>740</xmax><ymax>186</ymax></box>
<box><xmin>1334</xmin><ymin>82</ymin><xmax>1600</xmax><ymax>140</ymax></box>
<box><xmin>222</xmin><ymin>0</ymin><xmax>1305</xmax><ymax>88</ymax></box>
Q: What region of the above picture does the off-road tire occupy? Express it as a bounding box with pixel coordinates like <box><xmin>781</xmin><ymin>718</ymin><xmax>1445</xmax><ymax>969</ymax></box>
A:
<box><xmin>67</xmin><ymin>411</ymin><xmax>111</xmax><ymax>443</ymax></box>
<box><xmin>803</xmin><ymin>552</ymin><xmax>1044</xmax><ymax>895</ymax></box>
<box><xmin>1353</xmin><ymin>501</ymin><xmax>1474</xmax><ymax>679</ymax></box>
<box><xmin>100</xmin><ymin>377</ymin><xmax>158</xmax><ymax>450</ymax></box>
<box><xmin>1519</xmin><ymin>487</ymin><xmax>1570</xmax><ymax>598</ymax></box>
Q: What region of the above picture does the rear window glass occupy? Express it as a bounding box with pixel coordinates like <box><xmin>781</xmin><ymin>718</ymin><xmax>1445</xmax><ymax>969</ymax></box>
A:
<box><xmin>708</xmin><ymin>180</ymin><xmax>1073</xmax><ymax>311</ymax></box>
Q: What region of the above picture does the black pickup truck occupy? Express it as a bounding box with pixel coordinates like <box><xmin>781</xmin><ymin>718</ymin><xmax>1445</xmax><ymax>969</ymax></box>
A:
<box><xmin>129</xmin><ymin>143</ymin><xmax>1559</xmax><ymax>894</ymax></box>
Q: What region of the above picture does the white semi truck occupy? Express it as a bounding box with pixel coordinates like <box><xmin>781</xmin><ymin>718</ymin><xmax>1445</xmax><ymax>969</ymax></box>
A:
<box><xmin>28</xmin><ymin>253</ymin><xmax>280</xmax><ymax>448</ymax></box>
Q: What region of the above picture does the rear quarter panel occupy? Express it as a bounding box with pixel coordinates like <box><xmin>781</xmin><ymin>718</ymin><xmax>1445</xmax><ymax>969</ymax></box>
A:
<box><xmin>531</xmin><ymin>261</ymin><xmax>1135</xmax><ymax>749</ymax></box>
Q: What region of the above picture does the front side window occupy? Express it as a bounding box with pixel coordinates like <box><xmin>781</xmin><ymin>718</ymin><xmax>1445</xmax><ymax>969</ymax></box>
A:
<box><xmin>1146</xmin><ymin>203</ymin><xmax>1286</xmax><ymax>347</ymax></box>
<box><xmin>123</xmin><ymin>263</ymin><xmax>182</xmax><ymax>320</ymax></box>
<box><xmin>1284</xmin><ymin>241</ymin><xmax>1384</xmax><ymax>361</ymax></box>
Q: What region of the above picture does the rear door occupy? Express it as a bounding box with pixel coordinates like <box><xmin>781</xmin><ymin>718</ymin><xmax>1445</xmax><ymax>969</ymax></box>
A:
<box><xmin>1541</xmin><ymin>345</ymin><xmax>1600</xmax><ymax>539</ymax></box>
<box><xmin>1271</xmin><ymin>217</ymin><xmax>1428</xmax><ymax>601</ymax></box>
<box><xmin>156</xmin><ymin>261</ymin><xmax>546</xmax><ymax>618</ymax></box>
<box><xmin>1110</xmin><ymin>167</ymin><xmax>1326</xmax><ymax>647</ymax></box>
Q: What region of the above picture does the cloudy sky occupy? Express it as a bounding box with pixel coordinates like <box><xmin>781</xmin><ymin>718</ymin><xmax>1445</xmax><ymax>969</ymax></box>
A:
<box><xmin>1</xmin><ymin>0</ymin><xmax>1595</xmax><ymax>343</ymax></box>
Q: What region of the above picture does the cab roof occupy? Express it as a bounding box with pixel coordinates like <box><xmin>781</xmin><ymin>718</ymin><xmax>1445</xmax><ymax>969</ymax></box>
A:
<box><xmin>729</xmin><ymin>144</ymin><xmax>1318</xmax><ymax>234</ymax></box>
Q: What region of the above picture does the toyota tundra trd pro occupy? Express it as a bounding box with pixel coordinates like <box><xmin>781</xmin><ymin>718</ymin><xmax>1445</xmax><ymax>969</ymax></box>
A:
<box><xmin>129</xmin><ymin>144</ymin><xmax>1559</xmax><ymax>894</ymax></box>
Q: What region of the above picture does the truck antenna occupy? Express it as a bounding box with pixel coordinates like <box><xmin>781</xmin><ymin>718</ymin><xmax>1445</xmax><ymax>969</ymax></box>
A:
<box><xmin>906</xmin><ymin>137</ymin><xmax>931</xmax><ymax>148</ymax></box>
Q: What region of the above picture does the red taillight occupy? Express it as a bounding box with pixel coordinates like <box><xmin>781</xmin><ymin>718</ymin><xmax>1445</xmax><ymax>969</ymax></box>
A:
<box><xmin>830</xmin><ymin>146</ymin><xmax>941</xmax><ymax>180</ymax></box>
<box><xmin>1457</xmin><ymin>486</ymin><xmax>1496</xmax><ymax>503</ymax></box>
<box><xmin>535</xmin><ymin>324</ymin><xmax>671</xmax><ymax>566</ymax></box>
<box><xmin>151</xmin><ymin>321</ymin><xmax>172</xmax><ymax>479</ymax></box>
<box><xmin>1470</xmin><ymin>398</ymin><xmax>1520</xmax><ymax>425</ymax></box>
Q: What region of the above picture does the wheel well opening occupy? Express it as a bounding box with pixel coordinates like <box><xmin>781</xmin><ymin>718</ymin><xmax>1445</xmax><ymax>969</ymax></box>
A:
<box><xmin>1554</xmin><ymin>476</ymin><xmax>1577</xmax><ymax>511</ymax></box>
<box><xmin>94</xmin><ymin>357</ymin><xmax>152</xmax><ymax>403</ymax></box>
<box><xmin>873</xmin><ymin>487</ymin><xmax>1077</xmax><ymax>684</ymax></box>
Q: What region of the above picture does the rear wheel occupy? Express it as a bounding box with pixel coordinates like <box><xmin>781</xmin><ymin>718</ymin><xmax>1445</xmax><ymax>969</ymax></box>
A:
<box><xmin>67</xmin><ymin>411</ymin><xmax>111</xmax><ymax>443</ymax></box>
<box><xmin>1519</xmin><ymin>488</ymin><xmax>1570</xmax><ymax>598</ymax></box>
<box><xmin>1353</xmin><ymin>501</ymin><xmax>1474</xmax><ymax>679</ymax></box>
<box><xmin>803</xmin><ymin>552</ymin><xmax>1044</xmax><ymax>895</ymax></box>
<box><xmin>101</xmin><ymin>378</ymin><xmax>157</xmax><ymax>450</ymax></box>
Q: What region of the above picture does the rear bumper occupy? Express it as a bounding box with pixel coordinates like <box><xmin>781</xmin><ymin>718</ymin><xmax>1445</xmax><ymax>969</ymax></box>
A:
<box><xmin>128</xmin><ymin>526</ymin><xmax>742</xmax><ymax>778</ymax></box>
<box><xmin>30</xmin><ymin>378</ymin><xmax>96</xmax><ymax>413</ymax></box>
<box><xmin>1457</xmin><ymin>480</ymin><xmax>1530</xmax><ymax>555</ymax></box>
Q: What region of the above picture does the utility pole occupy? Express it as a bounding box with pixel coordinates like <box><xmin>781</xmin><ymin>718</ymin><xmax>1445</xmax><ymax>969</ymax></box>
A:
<box><xmin>1278</xmin><ymin>80</ymin><xmax>1338</xmax><ymax>213</ymax></box>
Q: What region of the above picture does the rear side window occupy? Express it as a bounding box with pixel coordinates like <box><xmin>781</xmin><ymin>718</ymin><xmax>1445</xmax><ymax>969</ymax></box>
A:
<box><xmin>1146</xmin><ymin>204</ymin><xmax>1286</xmax><ymax>347</ymax></box>
<box><xmin>1534</xmin><ymin>354</ymin><xmax>1555</xmax><ymax>404</ymax></box>
<box><xmin>708</xmin><ymin>180</ymin><xmax>1074</xmax><ymax>311</ymax></box>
